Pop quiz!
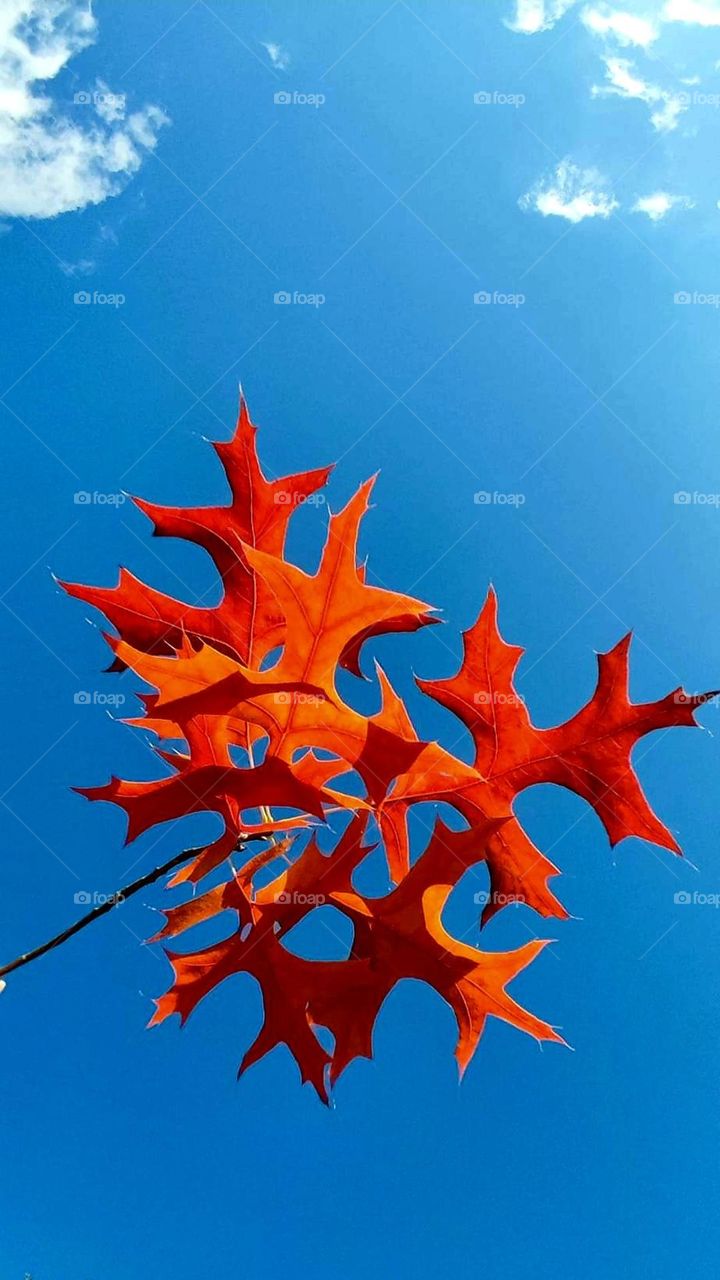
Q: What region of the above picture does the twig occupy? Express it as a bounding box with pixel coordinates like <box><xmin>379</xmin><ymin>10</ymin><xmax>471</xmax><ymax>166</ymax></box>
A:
<box><xmin>0</xmin><ymin>835</ymin><xmax>269</xmax><ymax>981</ymax></box>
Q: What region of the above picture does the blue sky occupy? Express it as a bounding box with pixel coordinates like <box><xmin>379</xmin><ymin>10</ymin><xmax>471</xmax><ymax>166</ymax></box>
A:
<box><xmin>2</xmin><ymin>1</ymin><xmax>720</xmax><ymax>1277</ymax></box>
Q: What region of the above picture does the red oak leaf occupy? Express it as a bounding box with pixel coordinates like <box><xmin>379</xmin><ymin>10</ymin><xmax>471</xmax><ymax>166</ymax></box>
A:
<box><xmin>61</xmin><ymin>397</ymin><xmax>332</xmax><ymax>668</ymax></box>
<box><xmin>419</xmin><ymin>586</ymin><xmax>715</xmax><ymax>855</ymax></box>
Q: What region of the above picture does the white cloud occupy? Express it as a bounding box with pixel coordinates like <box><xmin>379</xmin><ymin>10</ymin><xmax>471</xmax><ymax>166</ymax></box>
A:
<box><xmin>632</xmin><ymin>191</ymin><xmax>695</xmax><ymax>219</ymax></box>
<box><xmin>650</xmin><ymin>94</ymin><xmax>687</xmax><ymax>130</ymax></box>
<box><xmin>58</xmin><ymin>256</ymin><xmax>95</xmax><ymax>275</ymax></box>
<box><xmin>93</xmin><ymin>79</ymin><xmax>125</xmax><ymax>124</ymax></box>
<box><xmin>519</xmin><ymin>158</ymin><xmax>618</xmax><ymax>221</ymax></box>
<box><xmin>581</xmin><ymin>6</ymin><xmax>660</xmax><ymax>46</ymax></box>
<box><xmin>505</xmin><ymin>0</ymin><xmax>578</xmax><ymax>33</ymax></box>
<box><xmin>0</xmin><ymin>0</ymin><xmax>170</xmax><ymax>220</ymax></box>
<box><xmin>262</xmin><ymin>40</ymin><xmax>290</xmax><ymax>70</ymax></box>
<box><xmin>664</xmin><ymin>0</ymin><xmax>720</xmax><ymax>25</ymax></box>
<box><xmin>592</xmin><ymin>55</ymin><xmax>687</xmax><ymax>130</ymax></box>
<box><xmin>509</xmin><ymin>0</ymin><xmax>720</xmax><ymax>38</ymax></box>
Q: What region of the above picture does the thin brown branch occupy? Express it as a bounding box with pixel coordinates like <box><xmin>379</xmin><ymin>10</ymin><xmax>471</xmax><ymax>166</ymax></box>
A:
<box><xmin>0</xmin><ymin>834</ymin><xmax>269</xmax><ymax>981</ymax></box>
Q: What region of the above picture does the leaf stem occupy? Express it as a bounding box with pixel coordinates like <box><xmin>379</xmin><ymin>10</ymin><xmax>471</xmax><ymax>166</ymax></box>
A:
<box><xmin>0</xmin><ymin>834</ymin><xmax>269</xmax><ymax>982</ymax></box>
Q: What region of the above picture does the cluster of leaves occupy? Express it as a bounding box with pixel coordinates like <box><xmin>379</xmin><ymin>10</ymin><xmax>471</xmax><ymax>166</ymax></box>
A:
<box><xmin>63</xmin><ymin>399</ymin><xmax>712</xmax><ymax>1101</ymax></box>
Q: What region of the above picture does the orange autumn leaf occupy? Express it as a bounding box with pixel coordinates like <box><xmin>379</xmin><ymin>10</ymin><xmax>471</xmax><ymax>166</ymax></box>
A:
<box><xmin>62</xmin><ymin>399</ymin><xmax>331</xmax><ymax>668</ymax></box>
<box><xmin>418</xmin><ymin>586</ymin><xmax>712</xmax><ymax>852</ymax></box>
<box><xmin>67</xmin><ymin>394</ymin><xmax>716</xmax><ymax>1101</ymax></box>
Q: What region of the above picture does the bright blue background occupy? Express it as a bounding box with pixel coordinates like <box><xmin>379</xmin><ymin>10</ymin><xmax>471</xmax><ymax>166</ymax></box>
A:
<box><xmin>1</xmin><ymin>2</ymin><xmax>719</xmax><ymax>1277</ymax></box>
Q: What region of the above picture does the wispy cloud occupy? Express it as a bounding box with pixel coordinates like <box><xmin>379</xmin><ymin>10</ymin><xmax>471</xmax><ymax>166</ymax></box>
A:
<box><xmin>581</xmin><ymin>6</ymin><xmax>660</xmax><ymax>47</ymax></box>
<box><xmin>519</xmin><ymin>158</ymin><xmax>618</xmax><ymax>222</ymax></box>
<box><xmin>509</xmin><ymin>0</ymin><xmax>720</xmax><ymax>38</ymax></box>
<box><xmin>505</xmin><ymin>0</ymin><xmax>578</xmax><ymax>34</ymax></box>
<box><xmin>262</xmin><ymin>41</ymin><xmax>290</xmax><ymax>70</ymax></box>
<box><xmin>58</xmin><ymin>256</ymin><xmax>96</xmax><ymax>276</ymax></box>
<box><xmin>663</xmin><ymin>0</ymin><xmax>720</xmax><ymax>26</ymax></box>
<box><xmin>632</xmin><ymin>191</ymin><xmax>695</xmax><ymax>219</ymax></box>
<box><xmin>592</xmin><ymin>56</ymin><xmax>687</xmax><ymax>131</ymax></box>
<box><xmin>0</xmin><ymin>0</ymin><xmax>169</xmax><ymax>220</ymax></box>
